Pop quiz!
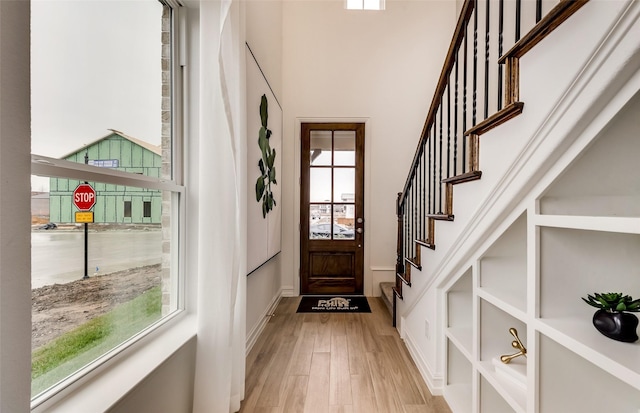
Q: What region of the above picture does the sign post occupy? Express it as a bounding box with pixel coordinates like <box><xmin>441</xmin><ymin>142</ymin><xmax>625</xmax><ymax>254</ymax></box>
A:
<box><xmin>73</xmin><ymin>183</ymin><xmax>96</xmax><ymax>280</ymax></box>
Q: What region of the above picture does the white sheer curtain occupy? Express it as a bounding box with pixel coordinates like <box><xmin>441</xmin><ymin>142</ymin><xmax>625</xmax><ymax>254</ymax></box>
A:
<box><xmin>192</xmin><ymin>0</ymin><xmax>246</xmax><ymax>412</ymax></box>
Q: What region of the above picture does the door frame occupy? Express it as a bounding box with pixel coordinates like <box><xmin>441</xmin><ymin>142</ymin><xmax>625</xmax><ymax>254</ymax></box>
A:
<box><xmin>293</xmin><ymin>118</ymin><xmax>371</xmax><ymax>296</ymax></box>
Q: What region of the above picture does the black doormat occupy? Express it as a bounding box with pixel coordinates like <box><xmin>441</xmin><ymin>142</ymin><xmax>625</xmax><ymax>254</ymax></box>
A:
<box><xmin>296</xmin><ymin>296</ymin><xmax>371</xmax><ymax>313</ymax></box>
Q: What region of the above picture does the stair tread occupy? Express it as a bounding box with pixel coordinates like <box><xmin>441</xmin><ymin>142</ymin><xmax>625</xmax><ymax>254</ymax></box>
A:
<box><xmin>380</xmin><ymin>282</ymin><xmax>394</xmax><ymax>316</ymax></box>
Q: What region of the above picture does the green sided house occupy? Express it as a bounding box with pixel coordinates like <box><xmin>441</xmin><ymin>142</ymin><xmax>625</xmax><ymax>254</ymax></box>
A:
<box><xmin>49</xmin><ymin>129</ymin><xmax>162</xmax><ymax>224</ymax></box>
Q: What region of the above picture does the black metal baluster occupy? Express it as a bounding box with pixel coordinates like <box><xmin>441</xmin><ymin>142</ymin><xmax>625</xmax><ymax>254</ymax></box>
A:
<box><xmin>454</xmin><ymin>54</ymin><xmax>459</xmax><ymax>176</ymax></box>
<box><xmin>432</xmin><ymin>120</ymin><xmax>437</xmax><ymax>214</ymax></box>
<box><xmin>406</xmin><ymin>196</ymin><xmax>410</xmax><ymax>258</ymax></box>
<box><xmin>411</xmin><ymin>179</ymin><xmax>418</xmax><ymax>248</ymax></box>
<box><xmin>515</xmin><ymin>0</ymin><xmax>521</xmax><ymax>42</ymax></box>
<box><xmin>428</xmin><ymin>126</ymin><xmax>432</xmax><ymax>216</ymax></box>
<box><xmin>402</xmin><ymin>201</ymin><xmax>406</xmax><ymax>259</ymax></box>
<box><xmin>405</xmin><ymin>193</ymin><xmax>409</xmax><ymax>259</ymax></box>
<box><xmin>416</xmin><ymin>155</ymin><xmax>421</xmax><ymax>241</ymax></box>
<box><xmin>422</xmin><ymin>146</ymin><xmax>426</xmax><ymax>238</ymax></box>
<box><xmin>438</xmin><ymin>100</ymin><xmax>443</xmax><ymax>213</ymax></box>
<box><xmin>463</xmin><ymin>24</ymin><xmax>468</xmax><ymax>172</ymax></box>
<box><xmin>447</xmin><ymin>82</ymin><xmax>451</xmax><ymax>179</ymax></box>
<box><xmin>473</xmin><ymin>0</ymin><xmax>478</xmax><ymax>127</ymax></box>
<box><xmin>498</xmin><ymin>0</ymin><xmax>504</xmax><ymax>110</ymax></box>
<box><xmin>536</xmin><ymin>0</ymin><xmax>542</xmax><ymax>23</ymax></box>
<box><xmin>484</xmin><ymin>0</ymin><xmax>490</xmax><ymax>120</ymax></box>
<box><xmin>410</xmin><ymin>181</ymin><xmax>414</xmax><ymax>259</ymax></box>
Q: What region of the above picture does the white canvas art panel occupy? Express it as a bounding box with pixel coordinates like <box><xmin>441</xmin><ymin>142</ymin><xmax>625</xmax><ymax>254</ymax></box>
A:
<box><xmin>246</xmin><ymin>45</ymin><xmax>282</xmax><ymax>274</ymax></box>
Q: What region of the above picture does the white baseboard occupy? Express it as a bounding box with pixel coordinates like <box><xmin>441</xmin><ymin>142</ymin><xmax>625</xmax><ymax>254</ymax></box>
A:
<box><xmin>403</xmin><ymin>328</ymin><xmax>444</xmax><ymax>395</ymax></box>
<box><xmin>280</xmin><ymin>286</ymin><xmax>296</xmax><ymax>297</ymax></box>
<box><xmin>245</xmin><ymin>291</ymin><xmax>282</xmax><ymax>354</ymax></box>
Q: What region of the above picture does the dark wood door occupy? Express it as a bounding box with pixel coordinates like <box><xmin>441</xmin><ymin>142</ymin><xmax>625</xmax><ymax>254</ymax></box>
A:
<box><xmin>300</xmin><ymin>123</ymin><xmax>365</xmax><ymax>295</ymax></box>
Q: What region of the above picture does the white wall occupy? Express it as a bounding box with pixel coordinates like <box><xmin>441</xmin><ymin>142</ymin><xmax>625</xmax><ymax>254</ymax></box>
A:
<box><xmin>282</xmin><ymin>0</ymin><xmax>457</xmax><ymax>296</ymax></box>
<box><xmin>244</xmin><ymin>0</ymin><xmax>287</xmax><ymax>349</ymax></box>
<box><xmin>108</xmin><ymin>339</ymin><xmax>197</xmax><ymax>413</ymax></box>
<box><xmin>245</xmin><ymin>0</ymin><xmax>283</xmax><ymax>100</ymax></box>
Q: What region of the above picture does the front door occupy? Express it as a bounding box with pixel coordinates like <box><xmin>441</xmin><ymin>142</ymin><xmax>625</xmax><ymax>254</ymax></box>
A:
<box><xmin>300</xmin><ymin>123</ymin><xmax>365</xmax><ymax>295</ymax></box>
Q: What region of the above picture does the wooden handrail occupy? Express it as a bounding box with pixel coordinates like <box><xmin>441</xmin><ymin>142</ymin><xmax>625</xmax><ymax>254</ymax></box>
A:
<box><xmin>401</xmin><ymin>0</ymin><xmax>475</xmax><ymax>201</ymax></box>
<box><xmin>499</xmin><ymin>0</ymin><xmax>589</xmax><ymax>63</ymax></box>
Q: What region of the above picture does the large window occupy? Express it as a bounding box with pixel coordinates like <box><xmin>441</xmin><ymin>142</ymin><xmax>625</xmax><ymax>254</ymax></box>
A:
<box><xmin>30</xmin><ymin>0</ymin><xmax>182</xmax><ymax>404</ymax></box>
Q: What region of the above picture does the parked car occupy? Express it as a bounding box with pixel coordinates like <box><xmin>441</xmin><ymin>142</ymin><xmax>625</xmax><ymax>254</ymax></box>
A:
<box><xmin>310</xmin><ymin>223</ymin><xmax>354</xmax><ymax>239</ymax></box>
<box><xmin>37</xmin><ymin>222</ymin><xmax>57</xmax><ymax>230</ymax></box>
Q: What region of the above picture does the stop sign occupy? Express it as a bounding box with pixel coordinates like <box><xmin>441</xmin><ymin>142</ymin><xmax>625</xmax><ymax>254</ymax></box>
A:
<box><xmin>73</xmin><ymin>184</ymin><xmax>96</xmax><ymax>211</ymax></box>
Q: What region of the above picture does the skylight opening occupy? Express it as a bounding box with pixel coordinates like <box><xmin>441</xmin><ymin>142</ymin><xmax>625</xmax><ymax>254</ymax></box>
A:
<box><xmin>346</xmin><ymin>0</ymin><xmax>385</xmax><ymax>11</ymax></box>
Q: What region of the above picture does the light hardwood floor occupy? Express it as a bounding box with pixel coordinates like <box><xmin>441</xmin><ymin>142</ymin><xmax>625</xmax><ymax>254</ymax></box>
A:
<box><xmin>239</xmin><ymin>297</ymin><xmax>452</xmax><ymax>413</ymax></box>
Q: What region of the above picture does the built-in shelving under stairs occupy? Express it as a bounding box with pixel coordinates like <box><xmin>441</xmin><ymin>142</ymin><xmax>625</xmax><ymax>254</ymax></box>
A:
<box><xmin>443</xmin><ymin>89</ymin><xmax>640</xmax><ymax>412</ymax></box>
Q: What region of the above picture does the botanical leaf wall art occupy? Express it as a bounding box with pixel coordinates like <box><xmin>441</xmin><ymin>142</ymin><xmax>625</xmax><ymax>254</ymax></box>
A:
<box><xmin>255</xmin><ymin>94</ymin><xmax>277</xmax><ymax>218</ymax></box>
<box><xmin>246</xmin><ymin>43</ymin><xmax>282</xmax><ymax>275</ymax></box>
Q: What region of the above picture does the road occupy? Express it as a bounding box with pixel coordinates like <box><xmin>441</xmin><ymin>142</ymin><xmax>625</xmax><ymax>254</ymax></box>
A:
<box><xmin>32</xmin><ymin>229</ymin><xmax>162</xmax><ymax>288</ymax></box>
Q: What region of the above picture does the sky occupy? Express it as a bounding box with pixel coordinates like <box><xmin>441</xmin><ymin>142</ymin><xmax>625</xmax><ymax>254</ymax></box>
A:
<box><xmin>31</xmin><ymin>0</ymin><xmax>162</xmax><ymax>190</ymax></box>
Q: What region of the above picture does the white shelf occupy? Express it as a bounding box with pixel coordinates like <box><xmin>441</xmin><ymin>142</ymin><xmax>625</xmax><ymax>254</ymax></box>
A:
<box><xmin>477</xmin><ymin>288</ymin><xmax>527</xmax><ymax>322</ymax></box>
<box><xmin>479</xmin><ymin>213</ymin><xmax>527</xmax><ymax>313</ymax></box>
<box><xmin>478</xmin><ymin>360</ymin><xmax>526</xmax><ymax>413</ymax></box>
<box><xmin>536</xmin><ymin>317</ymin><xmax>640</xmax><ymax>391</ymax></box>
<box><xmin>479</xmin><ymin>374</ymin><xmax>517</xmax><ymax>413</ymax></box>
<box><xmin>446</xmin><ymin>327</ymin><xmax>473</xmax><ymax>359</ymax></box>
<box><xmin>478</xmin><ymin>260</ymin><xmax>526</xmax><ymax>313</ymax></box>
<box><xmin>534</xmin><ymin>214</ymin><xmax>640</xmax><ymax>234</ymax></box>
<box><xmin>538</xmin><ymin>334</ymin><xmax>640</xmax><ymax>411</ymax></box>
<box><xmin>539</xmin><ymin>227</ymin><xmax>640</xmax><ymax>320</ymax></box>
<box><xmin>448</xmin><ymin>289</ymin><xmax>473</xmax><ymax>329</ymax></box>
<box><xmin>539</xmin><ymin>195</ymin><xmax>640</xmax><ymax>217</ymax></box>
<box><xmin>446</xmin><ymin>338</ymin><xmax>473</xmax><ymax>413</ymax></box>
<box><xmin>444</xmin><ymin>383</ymin><xmax>473</xmax><ymax>413</ymax></box>
<box><xmin>492</xmin><ymin>357</ymin><xmax>526</xmax><ymax>391</ymax></box>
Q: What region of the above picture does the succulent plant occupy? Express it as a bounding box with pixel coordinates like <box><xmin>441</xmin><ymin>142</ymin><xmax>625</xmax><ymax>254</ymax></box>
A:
<box><xmin>582</xmin><ymin>292</ymin><xmax>640</xmax><ymax>313</ymax></box>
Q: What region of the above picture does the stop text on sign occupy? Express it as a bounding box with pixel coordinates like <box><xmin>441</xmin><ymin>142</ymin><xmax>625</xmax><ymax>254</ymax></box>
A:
<box><xmin>73</xmin><ymin>183</ymin><xmax>96</xmax><ymax>211</ymax></box>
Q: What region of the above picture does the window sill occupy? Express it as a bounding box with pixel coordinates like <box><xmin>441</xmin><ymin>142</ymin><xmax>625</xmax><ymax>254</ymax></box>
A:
<box><xmin>31</xmin><ymin>312</ymin><xmax>197</xmax><ymax>413</ymax></box>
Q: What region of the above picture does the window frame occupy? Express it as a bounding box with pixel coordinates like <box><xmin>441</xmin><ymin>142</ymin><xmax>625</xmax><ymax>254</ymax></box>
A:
<box><xmin>29</xmin><ymin>2</ymin><xmax>188</xmax><ymax>410</ymax></box>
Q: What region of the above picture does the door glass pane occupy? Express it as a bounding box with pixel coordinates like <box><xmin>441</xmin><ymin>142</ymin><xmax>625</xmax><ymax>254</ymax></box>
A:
<box><xmin>333</xmin><ymin>131</ymin><xmax>355</xmax><ymax>166</ymax></box>
<box><xmin>309</xmin><ymin>204</ymin><xmax>332</xmax><ymax>240</ymax></box>
<box><xmin>310</xmin><ymin>168</ymin><xmax>332</xmax><ymax>202</ymax></box>
<box><xmin>333</xmin><ymin>204</ymin><xmax>355</xmax><ymax>240</ymax></box>
<box><xmin>333</xmin><ymin>168</ymin><xmax>355</xmax><ymax>202</ymax></box>
<box><xmin>310</xmin><ymin>130</ymin><xmax>332</xmax><ymax>166</ymax></box>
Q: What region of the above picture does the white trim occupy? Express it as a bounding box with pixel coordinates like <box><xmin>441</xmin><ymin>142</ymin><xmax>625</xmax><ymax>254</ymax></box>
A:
<box><xmin>370</xmin><ymin>266</ymin><xmax>395</xmax><ymax>272</ymax></box>
<box><xmin>31</xmin><ymin>155</ymin><xmax>184</xmax><ymax>193</ymax></box>
<box><xmin>280</xmin><ymin>286</ymin><xmax>297</xmax><ymax>297</ymax></box>
<box><xmin>245</xmin><ymin>293</ymin><xmax>282</xmax><ymax>353</ymax></box>
<box><xmin>533</xmin><ymin>215</ymin><xmax>640</xmax><ymax>234</ymax></box>
<box><xmin>32</xmin><ymin>314</ymin><xmax>197</xmax><ymax>412</ymax></box>
<box><xmin>403</xmin><ymin>327</ymin><xmax>444</xmax><ymax>395</ymax></box>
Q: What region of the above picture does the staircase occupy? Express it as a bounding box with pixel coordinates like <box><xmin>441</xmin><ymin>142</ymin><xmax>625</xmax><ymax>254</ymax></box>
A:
<box><xmin>391</xmin><ymin>0</ymin><xmax>588</xmax><ymax>325</ymax></box>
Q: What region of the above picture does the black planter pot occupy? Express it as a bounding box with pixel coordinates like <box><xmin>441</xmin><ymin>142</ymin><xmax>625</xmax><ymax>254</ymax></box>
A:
<box><xmin>592</xmin><ymin>309</ymin><xmax>639</xmax><ymax>343</ymax></box>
